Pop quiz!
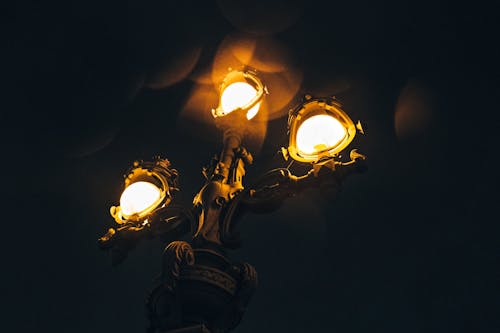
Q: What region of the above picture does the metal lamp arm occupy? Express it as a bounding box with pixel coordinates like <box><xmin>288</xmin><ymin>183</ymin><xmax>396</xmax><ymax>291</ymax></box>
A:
<box><xmin>98</xmin><ymin>205</ymin><xmax>194</xmax><ymax>265</ymax></box>
<box><xmin>220</xmin><ymin>153</ymin><xmax>367</xmax><ymax>248</ymax></box>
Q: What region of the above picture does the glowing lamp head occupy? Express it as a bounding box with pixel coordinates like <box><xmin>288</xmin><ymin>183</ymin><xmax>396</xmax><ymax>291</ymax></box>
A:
<box><xmin>296</xmin><ymin>115</ymin><xmax>347</xmax><ymax>155</ymax></box>
<box><xmin>119</xmin><ymin>181</ymin><xmax>162</xmax><ymax>217</ymax></box>
<box><xmin>220</xmin><ymin>81</ymin><xmax>261</xmax><ymax>120</ymax></box>
<box><xmin>288</xmin><ymin>96</ymin><xmax>361</xmax><ymax>163</ymax></box>
<box><xmin>213</xmin><ymin>70</ymin><xmax>266</xmax><ymax>120</ymax></box>
<box><xmin>110</xmin><ymin>158</ymin><xmax>179</xmax><ymax>224</ymax></box>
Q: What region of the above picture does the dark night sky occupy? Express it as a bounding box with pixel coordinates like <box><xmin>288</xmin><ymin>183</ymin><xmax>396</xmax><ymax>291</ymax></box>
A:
<box><xmin>3</xmin><ymin>1</ymin><xmax>499</xmax><ymax>332</ymax></box>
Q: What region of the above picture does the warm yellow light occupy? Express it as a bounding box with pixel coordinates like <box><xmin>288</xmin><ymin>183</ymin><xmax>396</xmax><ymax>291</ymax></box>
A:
<box><xmin>220</xmin><ymin>81</ymin><xmax>261</xmax><ymax>120</ymax></box>
<box><xmin>296</xmin><ymin>115</ymin><xmax>347</xmax><ymax>155</ymax></box>
<box><xmin>120</xmin><ymin>181</ymin><xmax>162</xmax><ymax>217</ymax></box>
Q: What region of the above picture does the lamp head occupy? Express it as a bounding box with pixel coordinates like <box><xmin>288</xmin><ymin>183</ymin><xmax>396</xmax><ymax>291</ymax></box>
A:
<box><xmin>287</xmin><ymin>96</ymin><xmax>362</xmax><ymax>163</ymax></box>
<box><xmin>212</xmin><ymin>69</ymin><xmax>267</xmax><ymax>120</ymax></box>
<box><xmin>110</xmin><ymin>158</ymin><xmax>179</xmax><ymax>224</ymax></box>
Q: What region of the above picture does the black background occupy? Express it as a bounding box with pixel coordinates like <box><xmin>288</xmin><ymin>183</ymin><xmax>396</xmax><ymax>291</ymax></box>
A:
<box><xmin>3</xmin><ymin>1</ymin><xmax>499</xmax><ymax>332</ymax></box>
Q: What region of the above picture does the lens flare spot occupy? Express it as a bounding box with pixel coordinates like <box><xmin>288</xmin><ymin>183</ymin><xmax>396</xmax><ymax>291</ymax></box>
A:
<box><xmin>395</xmin><ymin>79</ymin><xmax>434</xmax><ymax>140</ymax></box>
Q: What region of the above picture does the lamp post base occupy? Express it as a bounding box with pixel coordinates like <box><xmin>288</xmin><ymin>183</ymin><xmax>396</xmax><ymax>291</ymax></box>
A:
<box><xmin>147</xmin><ymin>242</ymin><xmax>257</xmax><ymax>333</ymax></box>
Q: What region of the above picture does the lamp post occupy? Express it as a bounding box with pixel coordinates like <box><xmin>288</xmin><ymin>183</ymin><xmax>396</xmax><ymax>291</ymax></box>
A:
<box><xmin>98</xmin><ymin>69</ymin><xmax>367</xmax><ymax>333</ymax></box>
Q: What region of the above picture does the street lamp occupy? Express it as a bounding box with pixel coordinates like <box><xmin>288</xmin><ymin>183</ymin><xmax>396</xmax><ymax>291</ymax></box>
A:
<box><xmin>98</xmin><ymin>70</ymin><xmax>366</xmax><ymax>333</ymax></box>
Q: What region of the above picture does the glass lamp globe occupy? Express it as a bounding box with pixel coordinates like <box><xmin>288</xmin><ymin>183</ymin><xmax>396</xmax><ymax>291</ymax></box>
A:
<box><xmin>119</xmin><ymin>181</ymin><xmax>162</xmax><ymax>217</ymax></box>
<box><xmin>110</xmin><ymin>159</ymin><xmax>177</xmax><ymax>223</ymax></box>
<box><xmin>212</xmin><ymin>70</ymin><xmax>266</xmax><ymax>120</ymax></box>
<box><xmin>288</xmin><ymin>97</ymin><xmax>359</xmax><ymax>163</ymax></box>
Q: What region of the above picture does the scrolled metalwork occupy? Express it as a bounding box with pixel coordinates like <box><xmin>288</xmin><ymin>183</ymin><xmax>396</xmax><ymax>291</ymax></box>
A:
<box><xmin>99</xmin><ymin>94</ymin><xmax>367</xmax><ymax>333</ymax></box>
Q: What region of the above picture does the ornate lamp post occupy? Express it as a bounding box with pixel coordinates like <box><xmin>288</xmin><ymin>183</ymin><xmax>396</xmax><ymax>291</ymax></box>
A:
<box><xmin>98</xmin><ymin>69</ymin><xmax>367</xmax><ymax>333</ymax></box>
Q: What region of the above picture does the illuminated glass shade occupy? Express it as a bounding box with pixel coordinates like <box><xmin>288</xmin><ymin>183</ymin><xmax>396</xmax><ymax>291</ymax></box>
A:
<box><xmin>120</xmin><ymin>181</ymin><xmax>162</xmax><ymax>217</ymax></box>
<box><xmin>220</xmin><ymin>82</ymin><xmax>261</xmax><ymax>120</ymax></box>
<box><xmin>288</xmin><ymin>98</ymin><xmax>358</xmax><ymax>163</ymax></box>
<box><xmin>213</xmin><ymin>70</ymin><xmax>265</xmax><ymax>120</ymax></box>
<box><xmin>110</xmin><ymin>158</ymin><xmax>177</xmax><ymax>224</ymax></box>
<box><xmin>296</xmin><ymin>115</ymin><xmax>347</xmax><ymax>155</ymax></box>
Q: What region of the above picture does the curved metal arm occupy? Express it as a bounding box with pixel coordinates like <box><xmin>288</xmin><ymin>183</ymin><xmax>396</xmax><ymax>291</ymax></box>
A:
<box><xmin>220</xmin><ymin>151</ymin><xmax>367</xmax><ymax>248</ymax></box>
<box><xmin>98</xmin><ymin>205</ymin><xmax>194</xmax><ymax>265</ymax></box>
